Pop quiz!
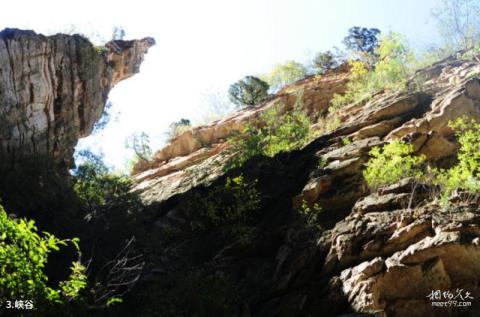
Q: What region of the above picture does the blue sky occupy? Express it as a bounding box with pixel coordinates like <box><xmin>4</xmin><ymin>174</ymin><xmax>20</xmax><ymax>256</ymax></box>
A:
<box><xmin>1</xmin><ymin>0</ymin><xmax>442</xmax><ymax>170</ymax></box>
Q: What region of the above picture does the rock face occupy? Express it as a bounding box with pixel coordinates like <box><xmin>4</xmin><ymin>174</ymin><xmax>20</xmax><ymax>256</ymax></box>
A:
<box><xmin>132</xmin><ymin>66</ymin><xmax>350</xmax><ymax>203</ymax></box>
<box><xmin>0</xmin><ymin>28</ymin><xmax>154</xmax><ymax>168</ymax></box>
<box><xmin>4</xmin><ymin>27</ymin><xmax>480</xmax><ymax>315</ymax></box>
<box><xmin>126</xmin><ymin>56</ymin><xmax>480</xmax><ymax>316</ymax></box>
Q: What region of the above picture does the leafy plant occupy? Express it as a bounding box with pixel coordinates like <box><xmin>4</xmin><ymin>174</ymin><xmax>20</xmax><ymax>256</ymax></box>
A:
<box><xmin>330</xmin><ymin>32</ymin><xmax>415</xmax><ymax>112</ymax></box>
<box><xmin>313</xmin><ymin>50</ymin><xmax>340</xmax><ymax>74</ymax></box>
<box><xmin>125</xmin><ymin>132</ymin><xmax>153</xmax><ymax>162</ymax></box>
<box><xmin>0</xmin><ymin>205</ymin><xmax>86</xmax><ymax>305</ymax></box>
<box><xmin>298</xmin><ymin>200</ymin><xmax>323</xmax><ymax>230</ymax></box>
<box><xmin>364</xmin><ymin>141</ymin><xmax>425</xmax><ymax>190</ymax></box>
<box><xmin>318</xmin><ymin>156</ymin><xmax>327</xmax><ymax>168</ymax></box>
<box><xmin>341</xmin><ymin>137</ymin><xmax>352</xmax><ymax>145</ymax></box>
<box><xmin>73</xmin><ymin>161</ymin><xmax>140</xmax><ymax>221</ymax></box>
<box><xmin>228</xmin><ymin>76</ymin><xmax>270</xmax><ymax>107</ymax></box>
<box><xmin>363</xmin><ymin>119</ymin><xmax>480</xmax><ymax>209</ymax></box>
<box><xmin>180</xmin><ymin>175</ymin><xmax>260</xmax><ymax>243</ymax></box>
<box><xmin>343</xmin><ymin>26</ymin><xmax>381</xmax><ymax>53</ymax></box>
<box><xmin>73</xmin><ymin>149</ymin><xmax>142</xmax><ymax>233</ymax></box>
<box><xmin>262</xmin><ymin>60</ymin><xmax>307</xmax><ymax>91</ymax></box>
<box><xmin>166</xmin><ymin>118</ymin><xmax>192</xmax><ymax>141</ymax></box>
<box><xmin>226</xmin><ymin>101</ymin><xmax>311</xmax><ymax>170</ymax></box>
<box><xmin>374</xmin><ymin>32</ymin><xmax>415</xmax><ymax>91</ymax></box>
<box><xmin>435</xmin><ymin>117</ymin><xmax>480</xmax><ymax>203</ymax></box>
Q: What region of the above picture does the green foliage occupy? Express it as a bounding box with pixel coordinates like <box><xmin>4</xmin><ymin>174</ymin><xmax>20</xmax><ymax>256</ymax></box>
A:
<box><xmin>59</xmin><ymin>261</ymin><xmax>88</xmax><ymax>299</ymax></box>
<box><xmin>364</xmin><ymin>141</ymin><xmax>425</xmax><ymax>190</ymax></box>
<box><xmin>166</xmin><ymin>118</ymin><xmax>192</xmax><ymax>141</ymax></box>
<box><xmin>313</xmin><ymin>50</ymin><xmax>340</xmax><ymax>74</ymax></box>
<box><xmin>341</xmin><ymin>136</ymin><xmax>352</xmax><ymax>145</ymax></box>
<box><xmin>73</xmin><ymin>150</ymin><xmax>142</xmax><ymax>224</ymax></box>
<box><xmin>73</xmin><ymin>151</ymin><xmax>144</xmax><ymax>309</ymax></box>
<box><xmin>262</xmin><ymin>60</ymin><xmax>307</xmax><ymax>91</ymax></box>
<box><xmin>0</xmin><ymin>205</ymin><xmax>86</xmax><ymax>305</ymax></box>
<box><xmin>298</xmin><ymin>200</ymin><xmax>323</xmax><ymax>230</ymax></box>
<box><xmin>374</xmin><ymin>33</ymin><xmax>415</xmax><ymax>90</ymax></box>
<box><xmin>363</xmin><ymin>119</ymin><xmax>480</xmax><ymax>209</ymax></box>
<box><xmin>125</xmin><ymin>131</ymin><xmax>153</xmax><ymax>162</ymax></box>
<box><xmin>228</xmin><ymin>76</ymin><xmax>270</xmax><ymax>107</ymax></box>
<box><xmin>181</xmin><ymin>176</ymin><xmax>260</xmax><ymax>243</ymax></box>
<box><xmin>435</xmin><ymin>117</ymin><xmax>480</xmax><ymax>201</ymax></box>
<box><xmin>106</xmin><ymin>296</ymin><xmax>123</xmax><ymax>307</ymax></box>
<box><xmin>330</xmin><ymin>32</ymin><xmax>415</xmax><ymax>112</ymax></box>
<box><xmin>226</xmin><ymin>101</ymin><xmax>311</xmax><ymax>169</ymax></box>
<box><xmin>343</xmin><ymin>26</ymin><xmax>381</xmax><ymax>55</ymax></box>
<box><xmin>318</xmin><ymin>156</ymin><xmax>327</xmax><ymax>168</ymax></box>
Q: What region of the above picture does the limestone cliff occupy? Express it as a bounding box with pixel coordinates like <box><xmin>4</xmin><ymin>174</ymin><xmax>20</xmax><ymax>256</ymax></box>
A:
<box><xmin>3</xmin><ymin>27</ymin><xmax>480</xmax><ymax>316</ymax></box>
<box><xmin>125</xmin><ymin>56</ymin><xmax>480</xmax><ymax>316</ymax></box>
<box><xmin>132</xmin><ymin>65</ymin><xmax>350</xmax><ymax>203</ymax></box>
<box><xmin>0</xmin><ymin>28</ymin><xmax>154</xmax><ymax>168</ymax></box>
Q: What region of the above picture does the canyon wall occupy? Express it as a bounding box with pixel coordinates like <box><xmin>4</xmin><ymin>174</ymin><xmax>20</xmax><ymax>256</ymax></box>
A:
<box><xmin>0</xmin><ymin>28</ymin><xmax>154</xmax><ymax>168</ymax></box>
<box><xmin>127</xmin><ymin>56</ymin><xmax>480</xmax><ymax>316</ymax></box>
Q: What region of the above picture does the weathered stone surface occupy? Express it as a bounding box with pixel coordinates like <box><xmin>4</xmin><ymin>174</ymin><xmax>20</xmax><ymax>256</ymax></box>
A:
<box><xmin>134</xmin><ymin>67</ymin><xmax>350</xmax><ymax>172</ymax></box>
<box><xmin>352</xmin><ymin>193</ymin><xmax>411</xmax><ymax>214</ymax></box>
<box><xmin>388</xmin><ymin>78</ymin><xmax>480</xmax><ymax>142</ymax></box>
<box><xmin>339</xmin><ymin>212</ymin><xmax>480</xmax><ymax>316</ymax></box>
<box><xmin>0</xmin><ymin>28</ymin><xmax>154</xmax><ymax>167</ymax></box>
<box><xmin>126</xmin><ymin>56</ymin><xmax>480</xmax><ymax>316</ymax></box>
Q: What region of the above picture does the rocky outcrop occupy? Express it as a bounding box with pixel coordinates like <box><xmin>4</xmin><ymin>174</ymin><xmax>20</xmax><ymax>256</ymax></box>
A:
<box><xmin>127</xmin><ymin>56</ymin><xmax>480</xmax><ymax>316</ymax></box>
<box><xmin>337</xmin><ymin>200</ymin><xmax>480</xmax><ymax>316</ymax></box>
<box><xmin>132</xmin><ymin>66</ymin><xmax>350</xmax><ymax>203</ymax></box>
<box><xmin>0</xmin><ymin>28</ymin><xmax>154</xmax><ymax>168</ymax></box>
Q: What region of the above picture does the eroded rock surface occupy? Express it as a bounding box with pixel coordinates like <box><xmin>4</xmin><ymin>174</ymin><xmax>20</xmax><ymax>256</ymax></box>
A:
<box><xmin>129</xmin><ymin>56</ymin><xmax>480</xmax><ymax>316</ymax></box>
<box><xmin>0</xmin><ymin>28</ymin><xmax>154</xmax><ymax>168</ymax></box>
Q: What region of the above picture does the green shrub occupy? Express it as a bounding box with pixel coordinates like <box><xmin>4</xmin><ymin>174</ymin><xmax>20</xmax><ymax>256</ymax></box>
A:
<box><xmin>226</xmin><ymin>100</ymin><xmax>311</xmax><ymax>169</ymax></box>
<box><xmin>330</xmin><ymin>32</ymin><xmax>415</xmax><ymax>112</ymax></box>
<box><xmin>180</xmin><ymin>175</ymin><xmax>260</xmax><ymax>243</ymax></box>
<box><xmin>125</xmin><ymin>131</ymin><xmax>153</xmax><ymax>162</ymax></box>
<box><xmin>262</xmin><ymin>60</ymin><xmax>307</xmax><ymax>91</ymax></box>
<box><xmin>343</xmin><ymin>26</ymin><xmax>381</xmax><ymax>56</ymax></box>
<box><xmin>313</xmin><ymin>50</ymin><xmax>341</xmax><ymax>74</ymax></box>
<box><xmin>0</xmin><ymin>205</ymin><xmax>86</xmax><ymax>305</ymax></box>
<box><xmin>166</xmin><ymin>118</ymin><xmax>192</xmax><ymax>141</ymax></box>
<box><xmin>341</xmin><ymin>136</ymin><xmax>352</xmax><ymax>145</ymax></box>
<box><xmin>73</xmin><ymin>152</ymin><xmax>142</xmax><ymax>222</ymax></box>
<box><xmin>73</xmin><ymin>152</ymin><xmax>145</xmax><ymax>308</ymax></box>
<box><xmin>364</xmin><ymin>141</ymin><xmax>425</xmax><ymax>190</ymax></box>
<box><xmin>228</xmin><ymin>76</ymin><xmax>270</xmax><ymax>107</ymax></box>
<box><xmin>435</xmin><ymin>117</ymin><xmax>480</xmax><ymax>202</ymax></box>
<box><xmin>298</xmin><ymin>200</ymin><xmax>323</xmax><ymax>231</ymax></box>
<box><xmin>364</xmin><ymin>119</ymin><xmax>480</xmax><ymax>208</ymax></box>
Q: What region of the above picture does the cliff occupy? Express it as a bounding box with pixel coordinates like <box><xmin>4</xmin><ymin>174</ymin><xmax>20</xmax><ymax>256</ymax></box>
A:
<box><xmin>2</xmin><ymin>27</ymin><xmax>480</xmax><ymax>316</ymax></box>
<box><xmin>124</xmin><ymin>56</ymin><xmax>480</xmax><ymax>316</ymax></box>
<box><xmin>0</xmin><ymin>28</ymin><xmax>154</xmax><ymax>168</ymax></box>
<box><xmin>132</xmin><ymin>65</ymin><xmax>350</xmax><ymax>204</ymax></box>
